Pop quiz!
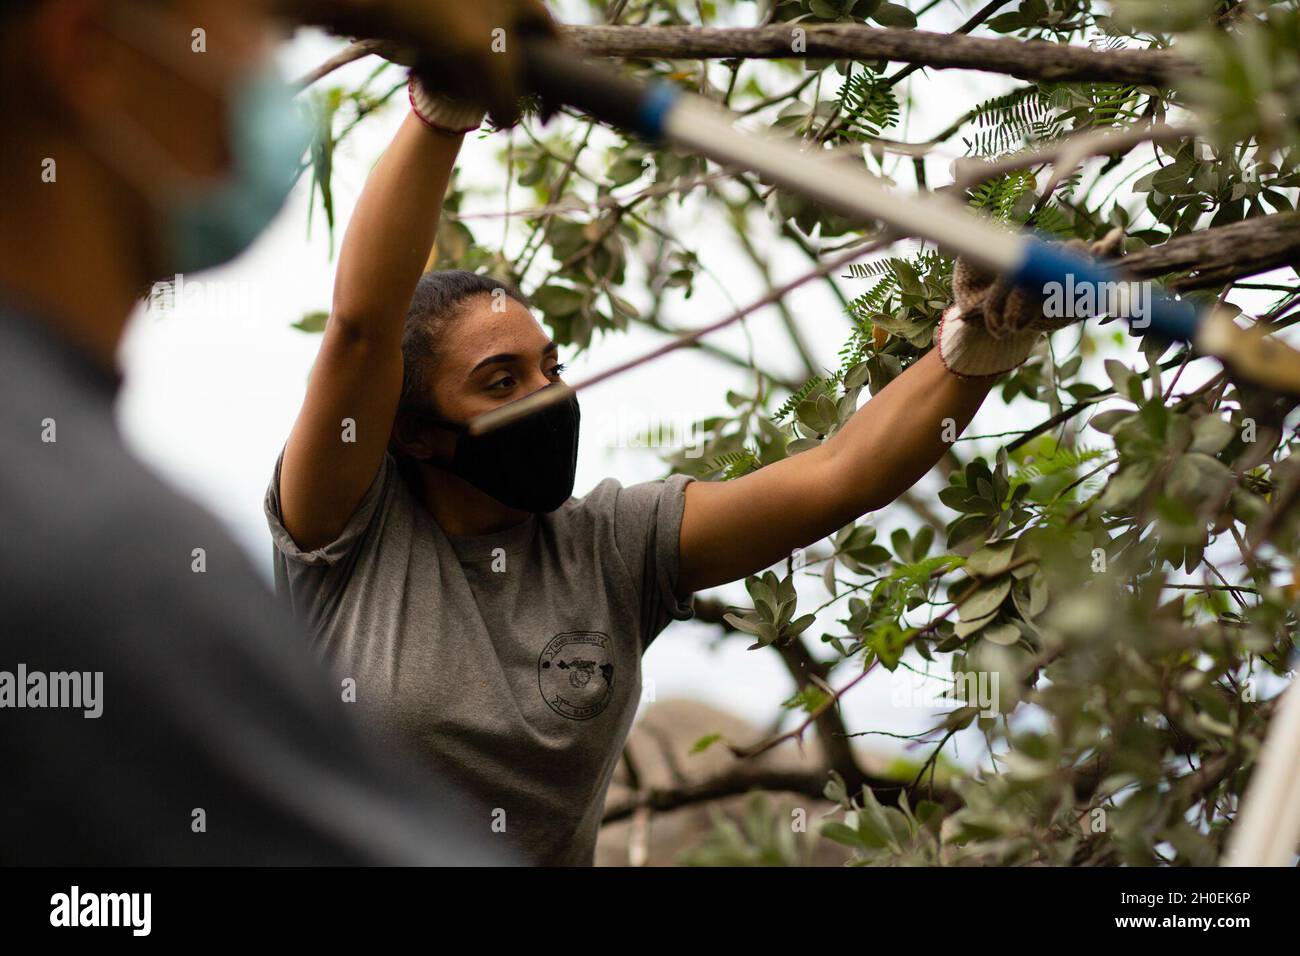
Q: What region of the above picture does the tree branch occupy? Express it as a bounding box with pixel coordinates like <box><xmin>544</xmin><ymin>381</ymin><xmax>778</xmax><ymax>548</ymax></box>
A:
<box><xmin>950</xmin><ymin>123</ymin><xmax>1202</xmax><ymax>195</ymax></box>
<box><xmin>562</xmin><ymin>24</ymin><xmax>1193</xmax><ymax>86</ymax></box>
<box><xmin>601</xmin><ymin>762</ymin><xmax>953</xmax><ymax>823</ymax></box>
<box><xmin>769</xmin><ymin>632</ymin><xmax>874</xmax><ymax>791</ymax></box>
<box><xmin>293</xmin><ymin>37</ymin><xmax>383</xmax><ymax>91</ymax></box>
<box><xmin>1122</xmin><ymin>212</ymin><xmax>1300</xmax><ymax>291</ymax></box>
<box><xmin>297</xmin><ymin>26</ymin><xmax>1195</xmax><ymax>92</ymax></box>
<box><xmin>601</xmin><ymin>766</ymin><xmax>840</xmax><ymax>823</ymax></box>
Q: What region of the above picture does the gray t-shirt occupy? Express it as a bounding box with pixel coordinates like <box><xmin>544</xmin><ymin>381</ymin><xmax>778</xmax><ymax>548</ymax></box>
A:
<box><xmin>265</xmin><ymin>451</ymin><xmax>694</xmax><ymax>865</ymax></box>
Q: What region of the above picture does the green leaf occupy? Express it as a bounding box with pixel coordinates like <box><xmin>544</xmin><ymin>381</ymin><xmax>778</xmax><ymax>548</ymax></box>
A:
<box><xmin>939</xmin><ymin>486</ymin><xmax>978</xmax><ymax>512</ymax></box>
<box><xmin>1104</xmin><ymin>359</ymin><xmax>1137</xmax><ymax>397</ymax></box>
<box><xmin>843</xmin><ymin>361</ymin><xmax>871</xmax><ymax>389</ymax></box>
<box><xmin>982</xmin><ymin>620</ymin><xmax>1021</xmax><ymax>646</ymax></box>
<box><xmin>1151</xmin><ymin>160</ymin><xmax>1196</xmax><ymax>195</ymax></box>
<box><xmin>532</xmin><ymin>284</ymin><xmax>585</xmax><ymax>317</ymax></box>
<box><xmin>873</xmin><ymin>2</ymin><xmax>918</xmax><ymax>28</ymax></box>
<box><xmin>1090</xmin><ymin>409</ymin><xmax>1133</xmax><ymax>434</ymax></box>
<box><xmin>746</xmin><ymin>576</ymin><xmax>779</xmax><ymax>619</ymax></box>
<box><xmin>292</xmin><ymin>310</ymin><xmax>329</xmax><ymax>333</ymax></box>
<box><xmin>955</xmin><ymin>614</ymin><xmax>995</xmax><ymax>637</ymax></box>
<box><xmin>855</xmin><ymin>787</ymin><xmax>902</xmax><ymax>849</ymax></box>
<box><xmin>965</xmin><ymin>540</ymin><xmax>1017</xmax><ymax>577</ymax></box>
<box><xmin>987</xmin><ymin>12</ymin><xmax>1027</xmax><ymax>33</ymax></box>
<box><xmin>958</xmin><ymin>579</ymin><xmax>1012</xmax><ymax>622</ymax></box>
<box><xmin>1099</xmin><ymin>465</ymin><xmax>1152</xmax><ymax>512</ymax></box>
<box><xmin>820</xmin><ymin>821</ymin><xmax>866</xmax><ymax>848</ymax></box>
<box><xmin>723</xmin><ymin>613</ymin><xmax>765</xmax><ymax>636</ymax></box>
<box><xmin>690</xmin><ymin>733</ymin><xmax>722</xmax><ymax>754</ymax></box>
<box><xmin>784</xmin><ymin>613</ymin><xmax>817</xmax><ymax>639</ymax></box>
<box><xmin>1190</xmin><ymin>415</ymin><xmax>1235</xmax><ymax>454</ymax></box>
<box><xmin>1020</xmin><ymin>0</ymin><xmax>1048</xmax><ymax>21</ymax></box>
<box><xmin>1166</xmin><ymin>452</ymin><xmax>1233</xmax><ymax>502</ymax></box>
<box><xmin>824</xmin><ymin>770</ymin><xmax>849</xmax><ymax>805</ymax></box>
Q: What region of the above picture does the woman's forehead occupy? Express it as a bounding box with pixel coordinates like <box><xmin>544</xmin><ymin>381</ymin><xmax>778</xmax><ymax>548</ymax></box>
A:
<box><xmin>441</xmin><ymin>297</ymin><xmax>551</xmax><ymax>366</ymax></box>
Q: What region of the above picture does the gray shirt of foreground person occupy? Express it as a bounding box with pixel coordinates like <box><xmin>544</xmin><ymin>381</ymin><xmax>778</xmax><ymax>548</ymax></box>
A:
<box><xmin>265</xmin><ymin>443</ymin><xmax>695</xmax><ymax>865</ymax></box>
<box><xmin>0</xmin><ymin>302</ymin><xmax>505</xmax><ymax>865</ymax></box>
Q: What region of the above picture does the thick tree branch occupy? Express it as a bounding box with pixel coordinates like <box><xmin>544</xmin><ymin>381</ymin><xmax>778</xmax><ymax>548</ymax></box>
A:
<box><xmin>883</xmin><ymin>0</ymin><xmax>1014</xmax><ymax>87</ymax></box>
<box><xmin>601</xmin><ymin>767</ymin><xmax>841</xmax><ymax>822</ymax></box>
<box><xmin>769</xmin><ymin>632</ymin><xmax>872</xmax><ymax>791</ymax></box>
<box><xmin>1121</xmin><ymin>212</ymin><xmax>1300</xmax><ymax>291</ymax></box>
<box><xmin>297</xmin><ymin>26</ymin><xmax>1194</xmax><ymax>92</ymax></box>
<box><xmin>601</xmin><ymin>762</ymin><xmax>953</xmax><ymax>823</ymax></box>
<box><xmin>562</xmin><ymin>25</ymin><xmax>1193</xmax><ymax>86</ymax></box>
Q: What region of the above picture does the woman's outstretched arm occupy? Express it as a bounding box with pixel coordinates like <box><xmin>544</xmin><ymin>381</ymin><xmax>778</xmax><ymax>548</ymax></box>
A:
<box><xmin>677</xmin><ymin>348</ymin><xmax>994</xmax><ymax>595</ymax></box>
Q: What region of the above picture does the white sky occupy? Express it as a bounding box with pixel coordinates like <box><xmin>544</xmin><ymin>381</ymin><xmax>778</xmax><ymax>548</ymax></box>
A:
<box><xmin>114</xmin><ymin>5</ymin><xmax>1294</xmax><ymax>765</ymax></box>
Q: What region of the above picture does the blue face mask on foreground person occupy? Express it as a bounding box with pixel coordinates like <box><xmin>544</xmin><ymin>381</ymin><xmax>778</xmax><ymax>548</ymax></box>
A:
<box><xmin>90</xmin><ymin>2</ymin><xmax>310</xmax><ymax>275</ymax></box>
<box><xmin>168</xmin><ymin>64</ymin><xmax>309</xmax><ymax>274</ymax></box>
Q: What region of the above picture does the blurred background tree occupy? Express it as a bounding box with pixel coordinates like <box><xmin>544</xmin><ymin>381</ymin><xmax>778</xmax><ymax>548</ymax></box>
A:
<box><xmin>296</xmin><ymin>0</ymin><xmax>1300</xmax><ymax>866</ymax></box>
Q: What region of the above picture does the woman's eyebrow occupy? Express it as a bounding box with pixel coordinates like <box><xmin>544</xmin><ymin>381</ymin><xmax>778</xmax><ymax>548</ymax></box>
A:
<box><xmin>469</xmin><ymin>342</ymin><xmax>558</xmax><ymax>375</ymax></box>
<box><xmin>469</xmin><ymin>353</ymin><xmax>518</xmax><ymax>375</ymax></box>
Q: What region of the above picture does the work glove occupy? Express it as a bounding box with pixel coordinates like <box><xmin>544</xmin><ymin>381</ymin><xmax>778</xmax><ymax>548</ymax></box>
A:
<box><xmin>937</xmin><ymin>227</ymin><xmax>1125</xmax><ymax>378</ymax></box>
<box><xmin>277</xmin><ymin>0</ymin><xmax>555</xmax><ymax>125</ymax></box>
<box><xmin>408</xmin><ymin>77</ymin><xmax>487</xmax><ymax>135</ymax></box>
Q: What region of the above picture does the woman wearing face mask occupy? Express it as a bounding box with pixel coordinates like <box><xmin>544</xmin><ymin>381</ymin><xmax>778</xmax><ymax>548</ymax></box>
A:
<box><xmin>268</xmin><ymin>39</ymin><xmax>1055</xmax><ymax>865</ymax></box>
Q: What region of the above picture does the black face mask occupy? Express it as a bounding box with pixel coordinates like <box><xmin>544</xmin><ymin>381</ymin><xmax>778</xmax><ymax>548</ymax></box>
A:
<box><xmin>419</xmin><ymin>384</ymin><xmax>581</xmax><ymax>514</ymax></box>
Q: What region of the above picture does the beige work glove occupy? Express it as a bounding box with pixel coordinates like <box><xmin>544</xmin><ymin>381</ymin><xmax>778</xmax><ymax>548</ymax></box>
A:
<box><xmin>278</xmin><ymin>0</ymin><xmax>555</xmax><ymax>125</ymax></box>
<box><xmin>937</xmin><ymin>227</ymin><xmax>1125</xmax><ymax>378</ymax></box>
<box><xmin>408</xmin><ymin>77</ymin><xmax>486</xmax><ymax>135</ymax></box>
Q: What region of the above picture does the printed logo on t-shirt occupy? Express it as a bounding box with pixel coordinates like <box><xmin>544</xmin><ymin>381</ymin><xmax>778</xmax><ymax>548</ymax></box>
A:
<box><xmin>538</xmin><ymin>631</ymin><xmax>615</xmax><ymax>720</ymax></box>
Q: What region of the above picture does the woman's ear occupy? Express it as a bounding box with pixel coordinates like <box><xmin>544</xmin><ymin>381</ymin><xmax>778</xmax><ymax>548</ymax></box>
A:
<box><xmin>390</xmin><ymin>412</ymin><xmax>437</xmax><ymax>461</ymax></box>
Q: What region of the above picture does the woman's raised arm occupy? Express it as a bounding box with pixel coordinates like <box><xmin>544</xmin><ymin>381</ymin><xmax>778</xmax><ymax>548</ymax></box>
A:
<box><xmin>278</xmin><ymin>102</ymin><xmax>467</xmax><ymax>552</ymax></box>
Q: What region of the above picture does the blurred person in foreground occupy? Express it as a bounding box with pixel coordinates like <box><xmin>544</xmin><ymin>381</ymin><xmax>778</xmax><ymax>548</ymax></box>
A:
<box><xmin>0</xmin><ymin>0</ymin><xmax>544</xmax><ymax>864</ymax></box>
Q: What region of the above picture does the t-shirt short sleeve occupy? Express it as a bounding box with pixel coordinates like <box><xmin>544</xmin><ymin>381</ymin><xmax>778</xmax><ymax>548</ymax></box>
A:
<box><xmin>264</xmin><ymin>450</ymin><xmax>398</xmax><ymax>630</ymax></box>
<box><xmin>265</xmin><ymin>449</ymin><xmax>394</xmax><ymax>566</ymax></box>
<box><xmin>609</xmin><ymin>472</ymin><xmax>695</xmax><ymax>649</ymax></box>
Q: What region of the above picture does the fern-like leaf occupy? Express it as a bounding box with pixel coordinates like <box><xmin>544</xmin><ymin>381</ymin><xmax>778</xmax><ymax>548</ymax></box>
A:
<box><xmin>837</xmin><ymin>67</ymin><xmax>901</xmax><ymax>141</ymax></box>
<box><xmin>772</xmin><ymin>377</ymin><xmax>829</xmax><ymax>424</ymax></box>
<box><xmin>1010</xmin><ymin>445</ymin><xmax>1109</xmax><ymax>489</ymax></box>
